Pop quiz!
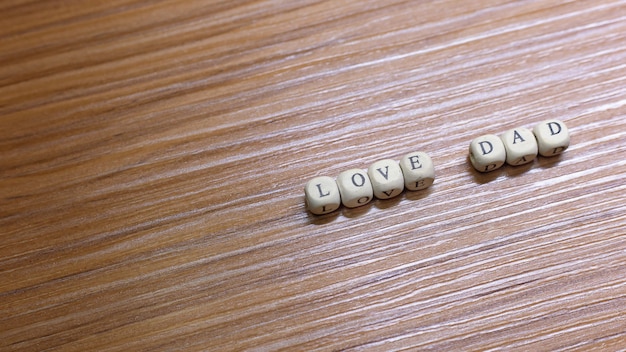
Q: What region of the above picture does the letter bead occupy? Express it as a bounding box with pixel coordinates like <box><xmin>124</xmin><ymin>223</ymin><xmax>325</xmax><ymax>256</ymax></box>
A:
<box><xmin>399</xmin><ymin>152</ymin><xmax>435</xmax><ymax>191</ymax></box>
<box><xmin>500</xmin><ymin>127</ymin><xmax>538</xmax><ymax>166</ymax></box>
<box><xmin>304</xmin><ymin>176</ymin><xmax>341</xmax><ymax>215</ymax></box>
<box><xmin>533</xmin><ymin>119</ymin><xmax>570</xmax><ymax>157</ymax></box>
<box><xmin>469</xmin><ymin>134</ymin><xmax>506</xmax><ymax>172</ymax></box>
<box><xmin>337</xmin><ymin>169</ymin><xmax>374</xmax><ymax>208</ymax></box>
<box><xmin>367</xmin><ymin>159</ymin><xmax>405</xmax><ymax>199</ymax></box>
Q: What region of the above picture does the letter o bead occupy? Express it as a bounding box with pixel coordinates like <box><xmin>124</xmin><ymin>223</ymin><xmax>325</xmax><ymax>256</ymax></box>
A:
<box><xmin>399</xmin><ymin>152</ymin><xmax>435</xmax><ymax>191</ymax></box>
<box><xmin>533</xmin><ymin>119</ymin><xmax>570</xmax><ymax>157</ymax></box>
<box><xmin>500</xmin><ymin>127</ymin><xmax>538</xmax><ymax>166</ymax></box>
<box><xmin>304</xmin><ymin>176</ymin><xmax>341</xmax><ymax>215</ymax></box>
<box><xmin>469</xmin><ymin>134</ymin><xmax>506</xmax><ymax>172</ymax></box>
<box><xmin>337</xmin><ymin>169</ymin><xmax>374</xmax><ymax>208</ymax></box>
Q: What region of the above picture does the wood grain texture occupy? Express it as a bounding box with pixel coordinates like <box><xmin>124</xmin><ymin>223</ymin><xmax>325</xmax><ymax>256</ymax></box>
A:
<box><xmin>1</xmin><ymin>0</ymin><xmax>625</xmax><ymax>350</ymax></box>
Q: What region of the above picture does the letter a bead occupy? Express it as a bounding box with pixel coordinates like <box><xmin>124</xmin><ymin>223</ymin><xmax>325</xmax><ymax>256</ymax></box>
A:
<box><xmin>399</xmin><ymin>152</ymin><xmax>435</xmax><ymax>191</ymax></box>
<box><xmin>368</xmin><ymin>159</ymin><xmax>405</xmax><ymax>199</ymax></box>
<box><xmin>500</xmin><ymin>127</ymin><xmax>538</xmax><ymax>166</ymax></box>
<box><xmin>533</xmin><ymin>119</ymin><xmax>570</xmax><ymax>157</ymax></box>
<box><xmin>469</xmin><ymin>134</ymin><xmax>506</xmax><ymax>172</ymax></box>
<box><xmin>337</xmin><ymin>169</ymin><xmax>374</xmax><ymax>208</ymax></box>
<box><xmin>304</xmin><ymin>176</ymin><xmax>341</xmax><ymax>215</ymax></box>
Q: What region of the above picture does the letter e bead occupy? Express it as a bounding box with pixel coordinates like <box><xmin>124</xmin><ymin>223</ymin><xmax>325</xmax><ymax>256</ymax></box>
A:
<box><xmin>469</xmin><ymin>134</ymin><xmax>506</xmax><ymax>172</ymax></box>
<box><xmin>304</xmin><ymin>176</ymin><xmax>341</xmax><ymax>215</ymax></box>
<box><xmin>399</xmin><ymin>152</ymin><xmax>435</xmax><ymax>191</ymax></box>
<box><xmin>368</xmin><ymin>159</ymin><xmax>405</xmax><ymax>199</ymax></box>
<box><xmin>337</xmin><ymin>169</ymin><xmax>374</xmax><ymax>208</ymax></box>
<box><xmin>533</xmin><ymin>119</ymin><xmax>570</xmax><ymax>157</ymax></box>
<box><xmin>500</xmin><ymin>127</ymin><xmax>538</xmax><ymax>166</ymax></box>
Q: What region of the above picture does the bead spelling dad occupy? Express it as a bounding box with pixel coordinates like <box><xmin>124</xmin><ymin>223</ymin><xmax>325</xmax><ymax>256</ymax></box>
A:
<box><xmin>469</xmin><ymin>120</ymin><xmax>570</xmax><ymax>173</ymax></box>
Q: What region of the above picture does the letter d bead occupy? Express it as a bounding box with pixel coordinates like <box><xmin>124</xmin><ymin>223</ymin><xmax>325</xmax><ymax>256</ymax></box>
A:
<box><xmin>533</xmin><ymin>119</ymin><xmax>570</xmax><ymax>157</ymax></box>
<box><xmin>469</xmin><ymin>134</ymin><xmax>506</xmax><ymax>172</ymax></box>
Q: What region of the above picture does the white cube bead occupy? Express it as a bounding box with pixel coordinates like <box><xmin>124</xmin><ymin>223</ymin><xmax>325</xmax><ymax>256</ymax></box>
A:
<box><xmin>500</xmin><ymin>127</ymin><xmax>538</xmax><ymax>166</ymax></box>
<box><xmin>304</xmin><ymin>176</ymin><xmax>341</xmax><ymax>215</ymax></box>
<box><xmin>337</xmin><ymin>169</ymin><xmax>374</xmax><ymax>208</ymax></box>
<box><xmin>399</xmin><ymin>152</ymin><xmax>435</xmax><ymax>191</ymax></box>
<box><xmin>533</xmin><ymin>119</ymin><xmax>570</xmax><ymax>157</ymax></box>
<box><xmin>469</xmin><ymin>134</ymin><xmax>506</xmax><ymax>172</ymax></box>
<box><xmin>367</xmin><ymin>159</ymin><xmax>405</xmax><ymax>199</ymax></box>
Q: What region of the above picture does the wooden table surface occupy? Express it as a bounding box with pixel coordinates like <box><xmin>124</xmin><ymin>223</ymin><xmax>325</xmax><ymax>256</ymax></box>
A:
<box><xmin>2</xmin><ymin>0</ymin><xmax>626</xmax><ymax>351</ymax></box>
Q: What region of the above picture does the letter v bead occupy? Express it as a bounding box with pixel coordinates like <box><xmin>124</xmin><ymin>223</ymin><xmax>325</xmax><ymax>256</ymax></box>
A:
<box><xmin>368</xmin><ymin>159</ymin><xmax>404</xmax><ymax>200</ymax></box>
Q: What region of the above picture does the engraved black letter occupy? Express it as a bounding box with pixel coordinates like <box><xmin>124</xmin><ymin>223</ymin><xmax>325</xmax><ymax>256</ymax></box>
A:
<box><xmin>376</xmin><ymin>166</ymin><xmax>390</xmax><ymax>180</ymax></box>
<box><xmin>316</xmin><ymin>184</ymin><xmax>330</xmax><ymax>198</ymax></box>
<box><xmin>382</xmin><ymin>189</ymin><xmax>397</xmax><ymax>197</ymax></box>
<box><xmin>478</xmin><ymin>141</ymin><xmax>493</xmax><ymax>155</ymax></box>
<box><xmin>484</xmin><ymin>163</ymin><xmax>497</xmax><ymax>172</ymax></box>
<box><xmin>548</xmin><ymin>122</ymin><xmax>562</xmax><ymax>135</ymax></box>
<box><xmin>352</xmin><ymin>173</ymin><xmax>366</xmax><ymax>187</ymax></box>
<box><xmin>513</xmin><ymin>156</ymin><xmax>528</xmax><ymax>165</ymax></box>
<box><xmin>513</xmin><ymin>130</ymin><xmax>525</xmax><ymax>144</ymax></box>
<box><xmin>409</xmin><ymin>156</ymin><xmax>422</xmax><ymax>170</ymax></box>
